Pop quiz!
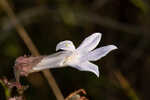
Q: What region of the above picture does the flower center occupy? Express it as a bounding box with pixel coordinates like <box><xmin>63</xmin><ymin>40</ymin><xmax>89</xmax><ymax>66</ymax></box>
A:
<box><xmin>62</xmin><ymin>51</ymin><xmax>79</xmax><ymax>66</ymax></box>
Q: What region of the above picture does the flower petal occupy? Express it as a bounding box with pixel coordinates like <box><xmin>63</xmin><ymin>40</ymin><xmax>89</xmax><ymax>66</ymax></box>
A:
<box><xmin>88</xmin><ymin>45</ymin><xmax>117</xmax><ymax>61</ymax></box>
<box><xmin>32</xmin><ymin>51</ymin><xmax>72</xmax><ymax>71</ymax></box>
<box><xmin>56</xmin><ymin>40</ymin><xmax>76</xmax><ymax>51</ymax></box>
<box><xmin>77</xmin><ymin>33</ymin><xmax>102</xmax><ymax>52</ymax></box>
<box><xmin>69</xmin><ymin>61</ymin><xmax>99</xmax><ymax>77</ymax></box>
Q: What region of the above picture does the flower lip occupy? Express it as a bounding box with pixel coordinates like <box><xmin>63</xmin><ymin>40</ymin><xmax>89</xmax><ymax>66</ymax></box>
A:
<box><xmin>88</xmin><ymin>45</ymin><xmax>118</xmax><ymax>61</ymax></box>
<box><xmin>56</xmin><ymin>40</ymin><xmax>75</xmax><ymax>51</ymax></box>
<box><xmin>77</xmin><ymin>32</ymin><xmax>102</xmax><ymax>52</ymax></box>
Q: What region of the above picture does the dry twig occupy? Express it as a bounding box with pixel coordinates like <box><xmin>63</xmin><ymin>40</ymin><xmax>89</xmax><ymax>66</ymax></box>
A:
<box><xmin>65</xmin><ymin>89</ymin><xmax>88</xmax><ymax>100</ymax></box>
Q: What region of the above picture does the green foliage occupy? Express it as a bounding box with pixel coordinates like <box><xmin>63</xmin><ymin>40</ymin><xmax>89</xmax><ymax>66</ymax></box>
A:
<box><xmin>130</xmin><ymin>0</ymin><xmax>149</xmax><ymax>13</ymax></box>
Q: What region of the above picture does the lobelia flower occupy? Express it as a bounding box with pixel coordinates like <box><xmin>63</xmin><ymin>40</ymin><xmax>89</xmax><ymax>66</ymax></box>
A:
<box><xmin>32</xmin><ymin>33</ymin><xmax>117</xmax><ymax>77</ymax></box>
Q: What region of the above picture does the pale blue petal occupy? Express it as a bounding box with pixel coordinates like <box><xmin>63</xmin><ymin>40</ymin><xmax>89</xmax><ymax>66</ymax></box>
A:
<box><xmin>77</xmin><ymin>33</ymin><xmax>102</xmax><ymax>52</ymax></box>
<box><xmin>88</xmin><ymin>45</ymin><xmax>117</xmax><ymax>61</ymax></box>
<box><xmin>69</xmin><ymin>61</ymin><xmax>99</xmax><ymax>77</ymax></box>
<box><xmin>56</xmin><ymin>40</ymin><xmax>75</xmax><ymax>51</ymax></box>
<box><xmin>32</xmin><ymin>51</ymin><xmax>72</xmax><ymax>71</ymax></box>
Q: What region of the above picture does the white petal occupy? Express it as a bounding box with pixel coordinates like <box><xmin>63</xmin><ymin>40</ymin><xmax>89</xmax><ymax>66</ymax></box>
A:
<box><xmin>69</xmin><ymin>61</ymin><xmax>99</xmax><ymax>77</ymax></box>
<box><xmin>88</xmin><ymin>45</ymin><xmax>117</xmax><ymax>61</ymax></box>
<box><xmin>77</xmin><ymin>33</ymin><xmax>102</xmax><ymax>52</ymax></box>
<box><xmin>32</xmin><ymin>51</ymin><xmax>72</xmax><ymax>71</ymax></box>
<box><xmin>56</xmin><ymin>40</ymin><xmax>76</xmax><ymax>51</ymax></box>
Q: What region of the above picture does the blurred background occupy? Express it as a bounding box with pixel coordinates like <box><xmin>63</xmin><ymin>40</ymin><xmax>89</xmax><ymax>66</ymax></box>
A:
<box><xmin>0</xmin><ymin>0</ymin><xmax>150</xmax><ymax>100</ymax></box>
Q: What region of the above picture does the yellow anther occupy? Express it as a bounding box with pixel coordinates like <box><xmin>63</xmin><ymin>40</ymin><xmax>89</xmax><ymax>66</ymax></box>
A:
<box><xmin>65</xmin><ymin>43</ymin><xmax>69</xmax><ymax>47</ymax></box>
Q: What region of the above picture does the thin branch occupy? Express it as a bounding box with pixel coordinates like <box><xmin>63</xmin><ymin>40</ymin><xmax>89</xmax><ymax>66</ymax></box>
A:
<box><xmin>0</xmin><ymin>0</ymin><xmax>64</xmax><ymax>100</ymax></box>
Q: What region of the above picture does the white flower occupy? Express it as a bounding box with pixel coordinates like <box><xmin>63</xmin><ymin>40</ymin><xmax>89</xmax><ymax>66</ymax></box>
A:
<box><xmin>33</xmin><ymin>33</ymin><xmax>117</xmax><ymax>77</ymax></box>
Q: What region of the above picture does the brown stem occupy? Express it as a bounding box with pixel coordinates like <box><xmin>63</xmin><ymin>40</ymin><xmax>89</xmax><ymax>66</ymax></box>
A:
<box><xmin>65</xmin><ymin>89</ymin><xmax>87</xmax><ymax>100</ymax></box>
<box><xmin>0</xmin><ymin>0</ymin><xmax>64</xmax><ymax>100</ymax></box>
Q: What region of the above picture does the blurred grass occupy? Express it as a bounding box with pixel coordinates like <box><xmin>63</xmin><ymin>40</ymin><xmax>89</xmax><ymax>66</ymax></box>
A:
<box><xmin>0</xmin><ymin>79</ymin><xmax>11</xmax><ymax>99</ymax></box>
<box><xmin>130</xmin><ymin>0</ymin><xmax>149</xmax><ymax>13</ymax></box>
